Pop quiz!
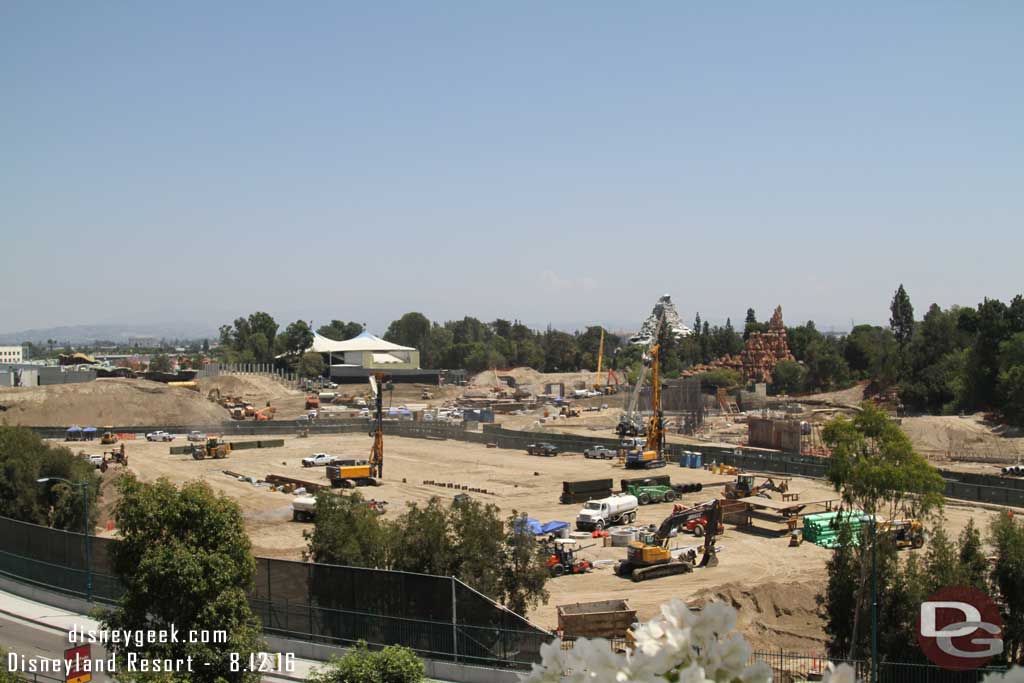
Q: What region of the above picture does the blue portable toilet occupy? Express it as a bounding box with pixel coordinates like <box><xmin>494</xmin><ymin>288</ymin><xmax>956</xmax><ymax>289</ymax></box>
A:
<box><xmin>692</xmin><ymin>452</ymin><xmax>703</xmax><ymax>469</ymax></box>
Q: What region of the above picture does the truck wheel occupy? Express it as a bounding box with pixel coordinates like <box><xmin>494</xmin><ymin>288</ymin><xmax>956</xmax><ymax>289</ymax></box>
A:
<box><xmin>693</xmin><ymin>524</ymin><xmax>705</xmax><ymax>537</ymax></box>
<box><xmin>552</xmin><ymin>564</ymin><xmax>565</xmax><ymax>577</ymax></box>
<box><xmin>626</xmin><ymin>512</ymin><xmax>636</xmax><ymax>524</ymax></box>
<box><xmin>638</xmin><ymin>493</ymin><xmax>651</xmax><ymax>505</ymax></box>
<box><xmin>663</xmin><ymin>490</ymin><xmax>677</xmax><ymax>503</ymax></box>
<box><xmin>594</xmin><ymin>520</ymin><xmax>605</xmax><ymax>531</ymax></box>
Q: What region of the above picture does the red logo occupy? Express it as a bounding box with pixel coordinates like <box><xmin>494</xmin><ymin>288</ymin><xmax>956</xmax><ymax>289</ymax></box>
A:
<box><xmin>64</xmin><ymin>645</ymin><xmax>92</xmax><ymax>683</ymax></box>
<box><xmin>918</xmin><ymin>586</ymin><xmax>1003</xmax><ymax>671</ymax></box>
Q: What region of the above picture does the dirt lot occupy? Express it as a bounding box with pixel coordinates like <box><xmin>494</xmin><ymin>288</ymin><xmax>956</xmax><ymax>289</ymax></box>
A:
<box><xmin>73</xmin><ymin>432</ymin><xmax>1008</xmax><ymax>646</ymax></box>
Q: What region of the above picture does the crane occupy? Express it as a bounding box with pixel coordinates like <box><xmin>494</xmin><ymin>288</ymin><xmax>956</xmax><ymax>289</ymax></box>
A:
<box><xmin>616</xmin><ymin>499</ymin><xmax>721</xmax><ymax>582</ymax></box>
<box><xmin>618</xmin><ymin>313</ymin><xmax>664</xmax><ymax>438</ymax></box>
<box><xmin>593</xmin><ymin>328</ymin><xmax>605</xmax><ymax>392</ymax></box>
<box><xmin>625</xmin><ymin>340</ymin><xmax>666</xmax><ymax>469</ymax></box>
<box><xmin>367</xmin><ymin>372</ymin><xmax>390</xmax><ymax>479</ymax></box>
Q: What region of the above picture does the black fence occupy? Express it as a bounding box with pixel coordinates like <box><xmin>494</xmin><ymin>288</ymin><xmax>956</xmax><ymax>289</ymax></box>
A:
<box><xmin>0</xmin><ymin>514</ymin><xmax>550</xmax><ymax>669</ymax></box>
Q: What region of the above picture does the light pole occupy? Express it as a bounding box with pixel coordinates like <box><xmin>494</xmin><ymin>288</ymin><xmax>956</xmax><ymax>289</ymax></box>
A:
<box><xmin>870</xmin><ymin>515</ymin><xmax>878</xmax><ymax>683</ymax></box>
<box><xmin>37</xmin><ymin>477</ymin><xmax>92</xmax><ymax>603</ymax></box>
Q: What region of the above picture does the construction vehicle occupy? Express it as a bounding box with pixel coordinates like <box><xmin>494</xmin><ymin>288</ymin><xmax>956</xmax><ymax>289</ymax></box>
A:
<box><xmin>254</xmin><ymin>405</ymin><xmax>276</xmax><ymax>421</ymax></box>
<box><xmin>543</xmin><ymin>538</ymin><xmax>593</xmax><ymax>577</ymax></box>
<box><xmin>575</xmin><ymin>494</ymin><xmax>638</xmax><ymax>531</ymax></box>
<box><xmin>880</xmin><ymin>518</ymin><xmax>925</xmax><ymax>549</ymax></box>
<box><xmin>560</xmin><ymin>404</ymin><xmax>581</xmax><ymax>418</ymax></box>
<box><xmin>292</xmin><ymin>494</ymin><xmax>387</xmax><ymax>521</ymax></box>
<box><xmin>366</xmin><ymin>372</ymin><xmax>389</xmax><ymax>480</ymax></box>
<box><xmin>100</xmin><ymin>428</ymin><xmax>118</xmax><ymax>445</ymax></box>
<box><xmin>191</xmin><ymin>437</ymin><xmax>232</xmax><ymax>460</ymax></box>
<box><xmin>723</xmin><ymin>474</ymin><xmax>790</xmax><ymax>500</ymax></box>
<box><xmin>625</xmin><ymin>481</ymin><xmax>677</xmax><ymax>505</ymax></box>
<box><xmin>625</xmin><ymin>336</ymin><xmax>666</xmax><ymax>470</ymax></box>
<box><xmin>671</xmin><ymin>500</ymin><xmax>724</xmax><ymax>537</ymax></box>
<box><xmin>327</xmin><ymin>463</ymin><xmax>379</xmax><ymax>488</ymax></box>
<box><xmin>229</xmin><ymin>406</ymin><xmax>245</xmax><ymax>420</ymax></box>
<box><xmin>616</xmin><ymin>499</ymin><xmax>721</xmax><ymax>582</ymax></box>
<box><xmin>243</xmin><ymin>403</ymin><xmax>256</xmax><ymax>417</ymax></box>
<box><xmin>305</xmin><ymin>394</ymin><xmax>320</xmax><ymax>410</ymax></box>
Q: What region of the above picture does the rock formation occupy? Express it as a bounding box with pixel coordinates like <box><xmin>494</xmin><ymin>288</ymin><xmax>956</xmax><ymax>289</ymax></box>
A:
<box><xmin>631</xmin><ymin>294</ymin><xmax>693</xmax><ymax>345</ymax></box>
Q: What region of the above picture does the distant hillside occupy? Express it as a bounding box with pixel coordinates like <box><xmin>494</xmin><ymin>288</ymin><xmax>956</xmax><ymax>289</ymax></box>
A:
<box><xmin>0</xmin><ymin>323</ymin><xmax>218</xmax><ymax>345</ymax></box>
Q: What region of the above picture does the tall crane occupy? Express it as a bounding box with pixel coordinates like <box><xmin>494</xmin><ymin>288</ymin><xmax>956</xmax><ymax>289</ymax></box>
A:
<box><xmin>618</xmin><ymin>313</ymin><xmax>665</xmax><ymax>437</ymax></box>
<box><xmin>625</xmin><ymin>340</ymin><xmax>666</xmax><ymax>469</ymax></box>
<box><xmin>368</xmin><ymin>372</ymin><xmax>389</xmax><ymax>479</ymax></box>
<box><xmin>593</xmin><ymin>328</ymin><xmax>605</xmax><ymax>392</ymax></box>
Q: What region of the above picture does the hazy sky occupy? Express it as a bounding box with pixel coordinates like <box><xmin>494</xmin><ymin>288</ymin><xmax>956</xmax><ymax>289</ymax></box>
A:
<box><xmin>2</xmin><ymin>2</ymin><xmax>1021</xmax><ymax>336</ymax></box>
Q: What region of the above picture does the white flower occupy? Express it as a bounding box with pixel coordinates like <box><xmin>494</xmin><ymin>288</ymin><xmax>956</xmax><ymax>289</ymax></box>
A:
<box><xmin>981</xmin><ymin>668</ymin><xmax>1024</xmax><ymax>683</ymax></box>
<box><xmin>740</xmin><ymin>660</ymin><xmax>773</xmax><ymax>683</ymax></box>
<box><xmin>675</xmin><ymin>662</ymin><xmax>712</xmax><ymax>683</ymax></box>
<box><xmin>821</xmin><ymin>662</ymin><xmax>857</xmax><ymax>683</ymax></box>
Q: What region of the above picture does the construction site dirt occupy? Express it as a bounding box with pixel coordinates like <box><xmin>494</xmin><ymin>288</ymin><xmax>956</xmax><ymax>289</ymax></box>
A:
<box><xmin>69</xmin><ymin>432</ymin><xmax>1011</xmax><ymax>650</ymax></box>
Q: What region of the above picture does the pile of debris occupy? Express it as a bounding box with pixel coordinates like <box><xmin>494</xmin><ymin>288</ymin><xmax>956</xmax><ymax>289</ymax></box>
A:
<box><xmin>631</xmin><ymin>294</ymin><xmax>693</xmax><ymax>345</ymax></box>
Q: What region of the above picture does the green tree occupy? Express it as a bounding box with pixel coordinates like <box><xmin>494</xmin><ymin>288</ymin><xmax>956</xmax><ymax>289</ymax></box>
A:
<box><xmin>804</xmin><ymin>338</ymin><xmax>850</xmax><ymax>391</ymax></box>
<box><xmin>148</xmin><ymin>352</ymin><xmax>172</xmax><ymax>372</ymax></box>
<box><xmin>297</xmin><ymin>350</ymin><xmax>326</xmax><ymax>378</ymax></box>
<box><xmin>990</xmin><ymin>512</ymin><xmax>1024</xmax><ymax>663</ymax></box>
<box><xmin>280</xmin><ymin>319</ymin><xmax>315</xmax><ymax>360</ymax></box>
<box><xmin>694</xmin><ymin>368</ymin><xmax>740</xmax><ymax>389</ymax></box>
<box><xmin>305</xmin><ymin>490</ymin><xmax>393</xmax><ymax>568</ymax></box>
<box><xmin>541</xmin><ymin>329</ymin><xmax>578</xmax><ymax>372</ymax></box>
<box><xmin>385</xmin><ymin>312</ymin><xmax>432</xmax><ymax>352</ymax></box>
<box><xmin>823</xmin><ymin>403</ymin><xmax>946</xmax><ymax>660</ymax></box>
<box><xmin>318</xmin><ymin>320</ymin><xmax>364</xmax><ymax>341</ymax></box>
<box><xmin>958</xmin><ymin>518</ymin><xmax>989</xmax><ymax>592</ymax></box>
<box><xmin>103</xmin><ymin>477</ymin><xmax>263</xmax><ymax>682</ymax></box>
<box><xmin>501</xmin><ymin>512</ymin><xmax>550</xmax><ymax>616</ymax></box>
<box><xmin>997</xmin><ymin>332</ymin><xmax>1024</xmax><ymax>425</ymax></box>
<box><xmin>0</xmin><ymin>426</ymin><xmax>99</xmax><ymax>530</ymax></box>
<box><xmin>786</xmin><ymin>321</ymin><xmax>824</xmax><ymax>362</ymax></box>
<box><xmin>889</xmin><ymin>284</ymin><xmax>915</xmax><ymax>355</ymax></box>
<box><xmin>770</xmin><ymin>359</ymin><xmax>806</xmax><ymax>395</ymax></box>
<box><xmin>0</xmin><ymin>648</ymin><xmax>19</xmax><ymax>683</ymax></box>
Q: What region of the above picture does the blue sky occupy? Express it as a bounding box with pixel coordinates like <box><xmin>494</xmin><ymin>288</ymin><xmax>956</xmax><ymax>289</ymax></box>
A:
<box><xmin>2</xmin><ymin>2</ymin><xmax>1021</xmax><ymax>336</ymax></box>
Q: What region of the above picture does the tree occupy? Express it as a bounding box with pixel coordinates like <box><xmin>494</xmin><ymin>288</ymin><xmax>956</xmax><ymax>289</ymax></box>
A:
<box><xmin>148</xmin><ymin>352</ymin><xmax>172</xmax><ymax>372</ymax></box>
<box><xmin>958</xmin><ymin>518</ymin><xmax>989</xmax><ymax>592</ymax></box>
<box><xmin>997</xmin><ymin>332</ymin><xmax>1024</xmax><ymax>425</ymax></box>
<box><xmin>990</xmin><ymin>512</ymin><xmax>1024</xmax><ymax>663</ymax></box>
<box><xmin>218</xmin><ymin>311</ymin><xmax>280</xmax><ymax>363</ymax></box>
<box><xmin>541</xmin><ymin>329</ymin><xmax>578</xmax><ymax>372</ymax></box>
<box><xmin>787</xmin><ymin>321</ymin><xmax>824</xmax><ymax>363</ymax></box>
<box><xmin>297</xmin><ymin>350</ymin><xmax>326</xmax><ymax>378</ymax></box>
<box><xmin>804</xmin><ymin>338</ymin><xmax>850</xmax><ymax>391</ymax></box>
<box><xmin>501</xmin><ymin>512</ymin><xmax>550</xmax><ymax>616</ymax></box>
<box><xmin>103</xmin><ymin>476</ymin><xmax>263</xmax><ymax>682</ymax></box>
<box><xmin>385</xmin><ymin>312</ymin><xmax>432</xmax><ymax>352</ymax></box>
<box><xmin>743</xmin><ymin>308</ymin><xmax>767</xmax><ymax>340</ymax></box>
<box><xmin>889</xmin><ymin>284</ymin><xmax>915</xmax><ymax>353</ymax></box>
<box><xmin>770</xmin><ymin>360</ymin><xmax>807</xmax><ymax>395</ymax></box>
<box><xmin>0</xmin><ymin>648</ymin><xmax>19</xmax><ymax>683</ymax></box>
<box><xmin>318</xmin><ymin>320</ymin><xmax>364</xmax><ymax>341</ymax></box>
<box><xmin>280</xmin><ymin>319</ymin><xmax>314</xmax><ymax>360</ymax></box>
<box><xmin>0</xmin><ymin>426</ymin><xmax>99</xmax><ymax>530</ymax></box>
<box><xmin>305</xmin><ymin>490</ymin><xmax>393</xmax><ymax>569</ymax></box>
<box><xmin>823</xmin><ymin>403</ymin><xmax>946</xmax><ymax>660</ymax></box>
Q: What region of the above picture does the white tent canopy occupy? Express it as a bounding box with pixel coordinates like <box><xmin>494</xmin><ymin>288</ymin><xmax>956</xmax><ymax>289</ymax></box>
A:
<box><xmin>310</xmin><ymin>331</ymin><xmax>415</xmax><ymax>354</ymax></box>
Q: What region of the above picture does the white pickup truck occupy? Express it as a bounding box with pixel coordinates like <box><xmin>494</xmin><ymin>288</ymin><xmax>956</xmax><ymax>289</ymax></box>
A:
<box><xmin>302</xmin><ymin>453</ymin><xmax>337</xmax><ymax>467</ymax></box>
<box><xmin>575</xmin><ymin>494</ymin><xmax>638</xmax><ymax>531</ymax></box>
<box><xmin>583</xmin><ymin>445</ymin><xmax>617</xmax><ymax>460</ymax></box>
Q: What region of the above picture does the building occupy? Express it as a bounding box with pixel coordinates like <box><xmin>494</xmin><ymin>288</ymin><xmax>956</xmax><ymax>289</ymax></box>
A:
<box><xmin>308</xmin><ymin>331</ymin><xmax>440</xmax><ymax>384</ymax></box>
<box><xmin>0</xmin><ymin>346</ymin><xmax>24</xmax><ymax>365</ymax></box>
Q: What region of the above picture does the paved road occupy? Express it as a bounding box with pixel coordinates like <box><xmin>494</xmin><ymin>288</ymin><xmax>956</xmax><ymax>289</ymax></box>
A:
<box><xmin>0</xmin><ymin>612</ymin><xmax>112</xmax><ymax>683</ymax></box>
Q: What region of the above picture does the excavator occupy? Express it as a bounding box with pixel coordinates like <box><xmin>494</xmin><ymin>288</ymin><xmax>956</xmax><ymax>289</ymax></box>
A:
<box><xmin>625</xmin><ymin>338</ymin><xmax>666</xmax><ymax>470</ymax></box>
<box><xmin>616</xmin><ymin>499</ymin><xmax>722</xmax><ymax>582</ymax></box>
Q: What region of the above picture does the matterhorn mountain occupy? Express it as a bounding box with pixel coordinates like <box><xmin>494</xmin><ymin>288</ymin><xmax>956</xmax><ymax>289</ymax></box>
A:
<box><xmin>629</xmin><ymin>294</ymin><xmax>693</xmax><ymax>345</ymax></box>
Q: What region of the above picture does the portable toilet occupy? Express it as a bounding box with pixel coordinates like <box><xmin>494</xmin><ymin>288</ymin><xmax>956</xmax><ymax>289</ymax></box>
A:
<box><xmin>691</xmin><ymin>452</ymin><xmax>702</xmax><ymax>469</ymax></box>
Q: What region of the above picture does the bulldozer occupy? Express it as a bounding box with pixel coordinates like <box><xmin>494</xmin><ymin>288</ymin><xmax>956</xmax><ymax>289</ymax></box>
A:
<box><xmin>191</xmin><ymin>437</ymin><xmax>232</xmax><ymax>460</ymax></box>
<box><xmin>100</xmin><ymin>427</ymin><xmax>118</xmax><ymax>445</ymax></box>
<box><xmin>254</xmin><ymin>405</ymin><xmax>276</xmax><ymax>421</ymax></box>
<box><xmin>723</xmin><ymin>474</ymin><xmax>789</xmax><ymax>500</ymax></box>
<box><xmin>616</xmin><ymin>500</ymin><xmax>721</xmax><ymax>582</ymax></box>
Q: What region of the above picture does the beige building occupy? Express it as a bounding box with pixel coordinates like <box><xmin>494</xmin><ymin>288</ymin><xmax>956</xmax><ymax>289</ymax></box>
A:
<box><xmin>0</xmin><ymin>346</ymin><xmax>24</xmax><ymax>365</ymax></box>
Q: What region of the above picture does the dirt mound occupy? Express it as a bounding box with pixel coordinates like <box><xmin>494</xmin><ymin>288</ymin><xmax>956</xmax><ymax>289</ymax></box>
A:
<box><xmin>197</xmin><ymin>374</ymin><xmax>303</xmax><ymax>402</ymax></box>
<box><xmin>691</xmin><ymin>581</ymin><xmax>827</xmax><ymax>652</ymax></box>
<box><xmin>0</xmin><ymin>378</ymin><xmax>228</xmax><ymax>427</ymax></box>
<box><xmin>899</xmin><ymin>413</ymin><xmax>1024</xmax><ymax>460</ymax></box>
<box><xmin>470</xmin><ymin>367</ymin><xmax>604</xmax><ymax>393</ymax></box>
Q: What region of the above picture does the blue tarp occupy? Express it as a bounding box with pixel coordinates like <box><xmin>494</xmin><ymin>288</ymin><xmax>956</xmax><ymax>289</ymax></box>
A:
<box><xmin>66</xmin><ymin>426</ymin><xmax>82</xmax><ymax>432</ymax></box>
<box><xmin>513</xmin><ymin>517</ymin><xmax>543</xmax><ymax>535</ymax></box>
<box><xmin>540</xmin><ymin>521</ymin><xmax>569</xmax><ymax>535</ymax></box>
<box><xmin>82</xmin><ymin>427</ymin><xmax>97</xmax><ymax>433</ymax></box>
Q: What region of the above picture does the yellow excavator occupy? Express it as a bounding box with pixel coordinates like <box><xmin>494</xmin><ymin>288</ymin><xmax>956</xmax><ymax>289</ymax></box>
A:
<box><xmin>625</xmin><ymin>339</ymin><xmax>666</xmax><ymax>470</ymax></box>
<box><xmin>617</xmin><ymin>500</ymin><xmax>721</xmax><ymax>582</ymax></box>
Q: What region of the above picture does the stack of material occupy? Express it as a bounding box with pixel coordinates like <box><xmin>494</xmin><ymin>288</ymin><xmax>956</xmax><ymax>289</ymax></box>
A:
<box><xmin>803</xmin><ymin>510</ymin><xmax>868</xmax><ymax>548</ymax></box>
<box><xmin>561</xmin><ymin>479</ymin><xmax>613</xmax><ymax>504</ymax></box>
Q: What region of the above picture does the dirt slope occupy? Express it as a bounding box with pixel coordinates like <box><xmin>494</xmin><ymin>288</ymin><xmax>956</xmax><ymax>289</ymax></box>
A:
<box><xmin>691</xmin><ymin>581</ymin><xmax>827</xmax><ymax>652</ymax></box>
<box><xmin>0</xmin><ymin>378</ymin><xmax>227</xmax><ymax>426</ymax></box>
